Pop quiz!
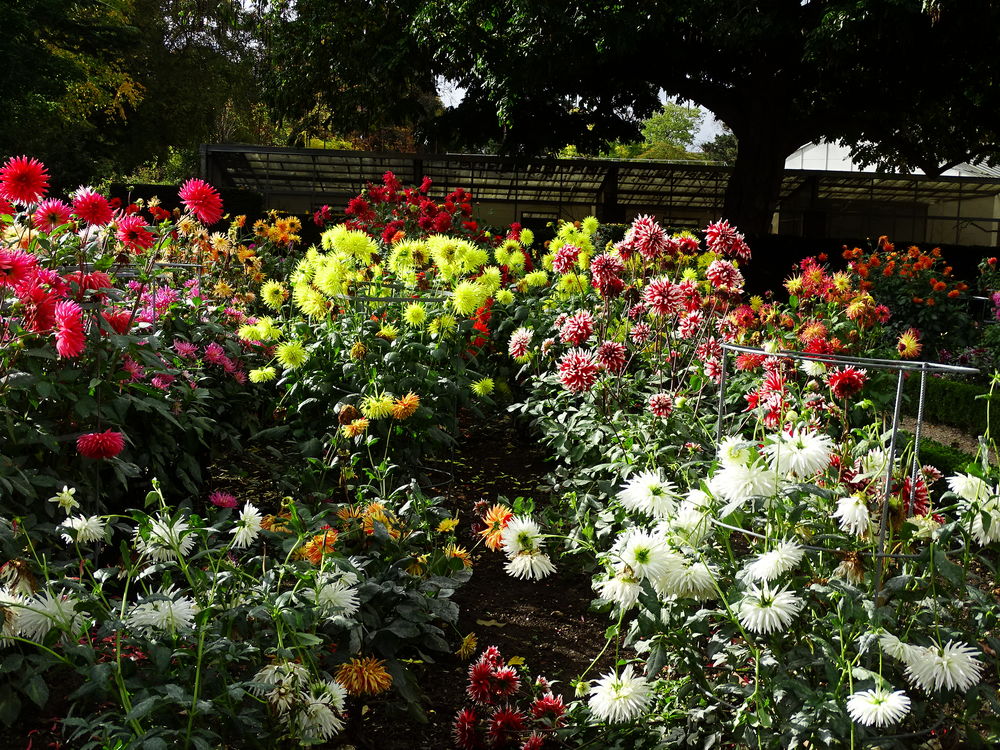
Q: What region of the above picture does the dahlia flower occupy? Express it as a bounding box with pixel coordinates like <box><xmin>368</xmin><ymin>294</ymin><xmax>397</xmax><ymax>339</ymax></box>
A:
<box><xmin>391</xmin><ymin>392</ymin><xmax>420</xmax><ymax>420</ymax></box>
<box><xmin>59</xmin><ymin>515</ymin><xmax>106</xmax><ymax>545</ymax></box>
<box><xmin>0</xmin><ymin>247</ymin><xmax>37</xmax><ymax>287</ymax></box>
<box><xmin>178</xmin><ymin>178</ymin><xmax>224</xmax><ymax>225</ymax></box>
<box><xmin>305</xmin><ymin>573</ymin><xmax>360</xmax><ymax>618</ymax></box>
<box><xmin>628</xmin><ymin>215</ymin><xmax>671</xmax><ymax>260</ymax></box>
<box><xmin>616</xmin><ymin>469</ymin><xmax>680</xmax><ymax>518</ymax></box>
<box><xmin>275</xmin><ymin>340</ymin><xmax>309</xmax><ymax>370</ymax></box>
<box><xmin>54</xmin><ymin>300</ymin><xmax>85</xmax><ymax>358</ymax></box>
<box><xmin>0</xmin><ymin>155</ymin><xmax>49</xmax><ymax>204</ymax></box>
<box><xmin>135</xmin><ymin>513</ymin><xmax>195</xmax><ymax>562</ymax></box>
<box><xmin>336</xmin><ymin>656</ymin><xmax>392</xmax><ymax>695</ymax></box>
<box><xmin>737</xmin><ymin>583</ymin><xmax>802</xmax><ymax>634</ymax></box>
<box><xmin>847</xmin><ymin>687</ymin><xmax>911</xmax><ymax>727</ymax></box>
<box><xmin>504</xmin><ymin>551</ymin><xmax>556</xmax><ymax>580</ymax></box>
<box><xmin>596</xmin><ymin>340</ymin><xmax>627</xmax><ymax>373</ymax></box>
<box><xmin>559</xmin><ymin>310</ymin><xmax>594</xmax><ymax>346</ymax></box>
<box><xmin>705</xmin><ymin>259</ymin><xmax>744</xmax><ymax>290</ymax></box>
<box><xmin>557</xmin><ymin>348</ymin><xmax>599</xmax><ymax>392</ymax></box>
<box><xmin>827</xmin><ymin>366</ymin><xmax>867</xmax><ymax>399</ymax></box>
<box><xmin>128</xmin><ymin>586</ymin><xmax>199</xmax><ymax>634</ymax></box>
<box><xmin>47</xmin><ymin>486</ymin><xmax>79</xmax><ymax>514</ymax></box>
<box><xmin>648</xmin><ymin>392</ymin><xmax>674</xmax><ymax>418</ymax></box>
<box><xmin>588</xmin><ymin>665</ymin><xmax>651</xmax><ymax>723</ymax></box>
<box><xmin>32</xmin><ymin>199</ymin><xmax>72</xmax><ymax>232</ymax></box>
<box><xmin>704</xmin><ymin>219</ymin><xmax>750</xmax><ymax>261</ymax></box>
<box><xmin>501</xmin><ymin>516</ymin><xmax>544</xmax><ymax>556</ymax></box>
<box><xmin>18</xmin><ymin>590</ymin><xmax>87</xmax><ymax>642</ymax></box>
<box><xmin>763</xmin><ymin>428</ymin><xmax>834</xmax><ymax>478</ymax></box>
<box><xmin>76</xmin><ymin>430</ymin><xmax>125</xmax><ymax>459</ymax></box>
<box><xmin>947</xmin><ymin>472</ymin><xmax>992</xmax><ymax>502</ymax></box>
<box><xmin>833</xmin><ymin>494</ymin><xmax>871</xmax><ymax>537</ymax></box>
<box><xmin>115</xmin><ymin>215</ymin><xmax>154</xmax><ymax>251</ymax></box>
<box><xmin>231</xmin><ymin>503</ymin><xmax>263</xmax><ymax>548</ymax></box>
<box><xmin>594</xmin><ymin>572</ymin><xmax>642</xmax><ymax>609</ymax></box>
<box><xmin>642</xmin><ymin>277</ymin><xmax>683</xmax><ymax>316</ymax></box>
<box><xmin>745</xmin><ymin>540</ymin><xmax>805</xmax><ymax>582</ymax></box>
<box><xmin>72</xmin><ymin>187</ymin><xmax>113</xmax><ymax>226</ymax></box>
<box><xmin>616</xmin><ymin>529</ymin><xmax>674</xmax><ymax>581</ymax></box>
<box><xmin>904</xmin><ymin>640</ymin><xmax>983</xmax><ymax>693</ymax></box>
<box><xmin>552</xmin><ymin>243</ymin><xmax>581</xmax><ymax>273</ymax></box>
<box><xmin>297</xmin><ymin>682</ymin><xmax>347</xmax><ymax>741</ymax></box>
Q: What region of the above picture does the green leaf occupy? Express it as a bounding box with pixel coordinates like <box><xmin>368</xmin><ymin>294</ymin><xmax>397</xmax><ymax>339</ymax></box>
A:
<box><xmin>125</xmin><ymin>696</ymin><xmax>159</xmax><ymax>721</ymax></box>
<box><xmin>23</xmin><ymin>675</ymin><xmax>49</xmax><ymax>708</ymax></box>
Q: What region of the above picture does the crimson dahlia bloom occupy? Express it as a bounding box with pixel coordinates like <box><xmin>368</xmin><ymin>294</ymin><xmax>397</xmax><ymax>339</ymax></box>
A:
<box><xmin>643</xmin><ymin>277</ymin><xmax>683</xmax><ymax>316</ymax></box>
<box><xmin>115</xmin><ymin>215</ymin><xmax>154</xmax><ymax>251</ymax></box>
<box><xmin>178</xmin><ymin>178</ymin><xmax>223</xmax><ymax>225</ymax></box>
<box><xmin>77</xmin><ymin>430</ymin><xmax>125</xmax><ymax>459</ymax></box>
<box><xmin>32</xmin><ymin>199</ymin><xmax>72</xmax><ymax>232</ymax></box>
<box><xmin>827</xmin><ymin>366</ymin><xmax>868</xmax><ymax>399</ymax></box>
<box><xmin>558</xmin><ymin>348</ymin><xmax>599</xmax><ymax>393</ymax></box>
<box><xmin>72</xmin><ymin>188</ymin><xmax>113</xmax><ymax>226</ymax></box>
<box><xmin>54</xmin><ymin>300</ymin><xmax>85</xmax><ymax>358</ymax></box>
<box><xmin>0</xmin><ymin>156</ymin><xmax>49</xmax><ymax>205</ymax></box>
<box><xmin>0</xmin><ymin>247</ymin><xmax>38</xmax><ymax>288</ymax></box>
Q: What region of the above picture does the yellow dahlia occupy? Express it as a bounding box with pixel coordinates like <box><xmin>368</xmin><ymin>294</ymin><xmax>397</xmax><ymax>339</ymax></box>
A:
<box><xmin>275</xmin><ymin>341</ymin><xmax>308</xmax><ymax>370</ymax></box>
<box><xmin>261</xmin><ymin>280</ymin><xmax>288</xmax><ymax>310</ymax></box>
<box><xmin>471</xmin><ymin>377</ymin><xmax>495</xmax><ymax>397</ymax></box>
<box><xmin>403</xmin><ymin>303</ymin><xmax>427</xmax><ymax>327</ymax></box>
<box><xmin>360</xmin><ymin>393</ymin><xmax>395</xmax><ymax>420</ymax></box>
<box><xmin>456</xmin><ymin>632</ymin><xmax>478</xmax><ymax>660</ymax></box>
<box><xmin>249</xmin><ymin>367</ymin><xmax>277</xmax><ymax>383</ymax></box>
<box><xmin>293</xmin><ymin>284</ymin><xmax>328</xmax><ymax>318</ymax></box>
<box><xmin>896</xmin><ymin>327</ymin><xmax>922</xmax><ymax>359</ymax></box>
<box><xmin>349</xmin><ymin>342</ymin><xmax>367</xmax><ymax>360</ymax></box>
<box><xmin>436</xmin><ymin>517</ymin><xmax>460</xmax><ymax>533</ymax></box>
<box><xmin>444</xmin><ymin>543</ymin><xmax>473</xmax><ymax>568</ymax></box>
<box><xmin>451</xmin><ymin>280</ymin><xmax>488</xmax><ymax>316</ymax></box>
<box><xmin>341</xmin><ymin>418</ymin><xmax>369</xmax><ymax>438</ymax></box>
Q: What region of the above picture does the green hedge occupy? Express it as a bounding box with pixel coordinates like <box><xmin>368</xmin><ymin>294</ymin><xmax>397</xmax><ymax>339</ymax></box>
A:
<box><xmin>902</xmin><ymin>375</ymin><xmax>1000</xmax><ymax>437</ymax></box>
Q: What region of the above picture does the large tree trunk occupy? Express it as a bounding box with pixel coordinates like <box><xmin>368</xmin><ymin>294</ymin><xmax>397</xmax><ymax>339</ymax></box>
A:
<box><xmin>721</xmin><ymin>126</ymin><xmax>796</xmax><ymax>236</ymax></box>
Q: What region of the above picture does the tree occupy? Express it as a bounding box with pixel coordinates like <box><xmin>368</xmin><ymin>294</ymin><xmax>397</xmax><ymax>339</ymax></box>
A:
<box><xmin>700</xmin><ymin>129</ymin><xmax>738</xmax><ymax>166</ymax></box>
<box><xmin>413</xmin><ymin>1</ymin><xmax>1000</xmax><ymax>234</ymax></box>
<box><xmin>263</xmin><ymin>0</ymin><xmax>440</xmax><ymax>151</ymax></box>
<box><xmin>641</xmin><ymin>103</ymin><xmax>703</xmax><ymax>152</ymax></box>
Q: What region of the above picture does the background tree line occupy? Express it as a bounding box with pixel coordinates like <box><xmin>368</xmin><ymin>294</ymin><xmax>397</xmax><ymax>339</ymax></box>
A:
<box><xmin>4</xmin><ymin>1</ymin><xmax>997</xmax><ymax>233</ymax></box>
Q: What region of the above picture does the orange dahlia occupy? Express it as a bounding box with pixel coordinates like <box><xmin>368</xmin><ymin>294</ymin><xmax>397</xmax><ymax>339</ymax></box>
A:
<box><xmin>391</xmin><ymin>392</ymin><xmax>420</xmax><ymax>420</ymax></box>
<box><xmin>479</xmin><ymin>504</ymin><xmax>514</xmax><ymax>551</ymax></box>
<box><xmin>302</xmin><ymin>529</ymin><xmax>338</xmax><ymax>565</ymax></box>
<box><xmin>336</xmin><ymin>656</ymin><xmax>393</xmax><ymax>695</ymax></box>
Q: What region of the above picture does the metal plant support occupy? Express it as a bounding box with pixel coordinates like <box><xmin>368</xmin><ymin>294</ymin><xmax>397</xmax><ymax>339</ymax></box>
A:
<box><xmin>716</xmin><ymin>342</ymin><xmax>979</xmax><ymax>599</ymax></box>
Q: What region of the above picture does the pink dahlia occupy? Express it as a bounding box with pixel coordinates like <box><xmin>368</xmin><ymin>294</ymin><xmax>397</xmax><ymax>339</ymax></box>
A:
<box><xmin>705</xmin><ymin>219</ymin><xmax>751</xmax><ymax>261</ymax></box>
<box><xmin>121</xmin><ymin>356</ymin><xmax>144</xmax><ymax>381</ymax></box>
<box><xmin>178</xmin><ymin>178</ymin><xmax>223</xmax><ymax>225</ymax></box>
<box><xmin>115</xmin><ymin>215</ymin><xmax>154</xmax><ymax>251</ymax></box>
<box><xmin>32</xmin><ymin>199</ymin><xmax>72</xmax><ymax>232</ymax></box>
<box><xmin>72</xmin><ymin>188</ymin><xmax>113</xmax><ymax>226</ymax></box>
<box><xmin>642</xmin><ymin>277</ymin><xmax>683</xmax><ymax>316</ymax></box>
<box><xmin>0</xmin><ymin>156</ymin><xmax>49</xmax><ymax>205</ymax></box>
<box><xmin>706</xmin><ymin>259</ymin><xmax>744</xmax><ymax>290</ymax></box>
<box><xmin>174</xmin><ymin>339</ymin><xmax>199</xmax><ymax>359</ymax></box>
<box><xmin>209</xmin><ymin>491</ymin><xmax>238</xmax><ymax>508</ymax></box>
<box><xmin>552</xmin><ymin>244</ymin><xmax>581</xmax><ymax>273</ymax></box>
<box><xmin>508</xmin><ymin>327</ymin><xmax>532</xmax><ymax>359</ymax></box>
<box><xmin>827</xmin><ymin>366</ymin><xmax>868</xmax><ymax>399</ymax></box>
<box><xmin>596</xmin><ymin>340</ymin><xmax>627</xmax><ymax>373</ymax></box>
<box><xmin>0</xmin><ymin>247</ymin><xmax>38</xmax><ymax>288</ymax></box>
<box><xmin>54</xmin><ymin>300</ymin><xmax>86</xmax><ymax>358</ymax></box>
<box><xmin>204</xmin><ymin>342</ymin><xmax>227</xmax><ymax>365</ymax></box>
<box><xmin>557</xmin><ymin>348</ymin><xmax>599</xmax><ymax>392</ymax></box>
<box><xmin>559</xmin><ymin>310</ymin><xmax>594</xmax><ymax>346</ymax></box>
<box><xmin>77</xmin><ymin>430</ymin><xmax>125</xmax><ymax>459</ymax></box>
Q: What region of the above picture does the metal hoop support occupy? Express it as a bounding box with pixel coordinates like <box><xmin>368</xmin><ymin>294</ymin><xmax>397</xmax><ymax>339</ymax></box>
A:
<box><xmin>715</xmin><ymin>343</ymin><xmax>979</xmax><ymax>602</ymax></box>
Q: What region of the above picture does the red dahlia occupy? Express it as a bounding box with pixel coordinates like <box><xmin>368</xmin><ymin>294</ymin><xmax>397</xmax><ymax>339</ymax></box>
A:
<box><xmin>72</xmin><ymin>188</ymin><xmax>113</xmax><ymax>226</ymax></box>
<box><xmin>453</xmin><ymin>708</ymin><xmax>483</xmax><ymax>750</ymax></box>
<box><xmin>558</xmin><ymin>310</ymin><xmax>594</xmax><ymax>346</ymax></box>
<box><xmin>826</xmin><ymin>366</ymin><xmax>868</xmax><ymax>399</ymax></box>
<box><xmin>552</xmin><ymin>244</ymin><xmax>582</xmax><ymax>273</ymax></box>
<box><xmin>115</xmin><ymin>215</ymin><xmax>154</xmax><ymax>251</ymax></box>
<box><xmin>596</xmin><ymin>340</ymin><xmax>627</xmax><ymax>373</ymax></box>
<box><xmin>76</xmin><ymin>430</ymin><xmax>125</xmax><ymax>459</ymax></box>
<box><xmin>557</xmin><ymin>348</ymin><xmax>599</xmax><ymax>393</ymax></box>
<box><xmin>0</xmin><ymin>247</ymin><xmax>38</xmax><ymax>288</ymax></box>
<box><xmin>0</xmin><ymin>195</ymin><xmax>14</xmax><ymax>218</ymax></box>
<box><xmin>648</xmin><ymin>392</ymin><xmax>674</xmax><ymax>418</ymax></box>
<box><xmin>487</xmin><ymin>707</ymin><xmax>526</xmax><ymax>744</ymax></box>
<box><xmin>0</xmin><ymin>156</ymin><xmax>49</xmax><ymax>205</ymax></box>
<box><xmin>54</xmin><ymin>300</ymin><xmax>85</xmax><ymax>358</ymax></box>
<box><xmin>178</xmin><ymin>178</ymin><xmax>223</xmax><ymax>225</ymax></box>
<box><xmin>643</xmin><ymin>277</ymin><xmax>683</xmax><ymax>316</ymax></box>
<box><xmin>32</xmin><ymin>199</ymin><xmax>72</xmax><ymax>232</ymax></box>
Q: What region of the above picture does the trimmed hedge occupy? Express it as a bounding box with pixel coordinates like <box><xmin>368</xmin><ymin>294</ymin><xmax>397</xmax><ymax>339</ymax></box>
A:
<box><xmin>903</xmin><ymin>375</ymin><xmax>1000</xmax><ymax>437</ymax></box>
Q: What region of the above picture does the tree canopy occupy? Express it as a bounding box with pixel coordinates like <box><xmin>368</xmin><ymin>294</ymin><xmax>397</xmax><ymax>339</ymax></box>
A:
<box><xmin>411</xmin><ymin>0</ymin><xmax>1000</xmax><ymax>232</ymax></box>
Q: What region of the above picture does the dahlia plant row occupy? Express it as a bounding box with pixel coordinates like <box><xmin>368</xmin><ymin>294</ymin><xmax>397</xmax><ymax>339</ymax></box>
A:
<box><xmin>477</xmin><ymin>216</ymin><xmax>1000</xmax><ymax>747</ymax></box>
<box><xmin>0</xmin><ymin>158</ymin><xmax>479</xmax><ymax>744</ymax></box>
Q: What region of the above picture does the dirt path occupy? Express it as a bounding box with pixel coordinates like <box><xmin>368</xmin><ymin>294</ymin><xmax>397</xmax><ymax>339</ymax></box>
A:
<box><xmin>351</xmin><ymin>415</ymin><xmax>615</xmax><ymax>749</ymax></box>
